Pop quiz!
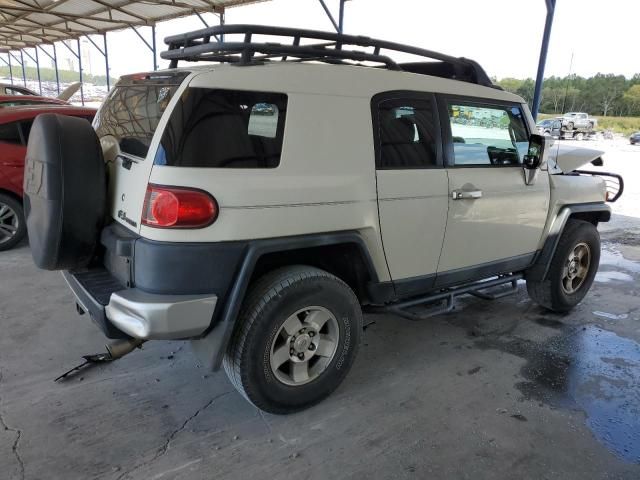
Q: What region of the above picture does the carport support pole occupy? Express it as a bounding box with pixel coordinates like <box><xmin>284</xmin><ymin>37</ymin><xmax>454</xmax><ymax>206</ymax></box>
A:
<box><xmin>532</xmin><ymin>0</ymin><xmax>556</xmax><ymax>121</ymax></box>
<box><xmin>104</xmin><ymin>33</ymin><xmax>110</xmax><ymax>91</ymax></box>
<box><xmin>19</xmin><ymin>50</ymin><xmax>26</xmax><ymax>86</ymax></box>
<box><xmin>77</xmin><ymin>38</ymin><xmax>84</xmax><ymax>105</ymax></box>
<box><xmin>7</xmin><ymin>53</ymin><xmax>13</xmax><ymax>84</ymax></box>
<box><xmin>53</xmin><ymin>44</ymin><xmax>60</xmax><ymax>95</ymax></box>
<box><xmin>34</xmin><ymin>47</ymin><xmax>42</xmax><ymax>94</ymax></box>
<box><xmin>151</xmin><ymin>25</ymin><xmax>157</xmax><ymax>71</ymax></box>
<box><xmin>339</xmin><ymin>0</ymin><xmax>346</xmax><ymax>33</ymax></box>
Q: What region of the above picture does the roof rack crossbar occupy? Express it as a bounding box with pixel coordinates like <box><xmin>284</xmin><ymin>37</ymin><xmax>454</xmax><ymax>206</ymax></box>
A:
<box><xmin>161</xmin><ymin>24</ymin><xmax>494</xmax><ymax>87</ymax></box>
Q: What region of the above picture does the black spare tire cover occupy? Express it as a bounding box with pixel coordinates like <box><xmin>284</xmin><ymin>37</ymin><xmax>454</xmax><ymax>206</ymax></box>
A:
<box><xmin>23</xmin><ymin>113</ymin><xmax>106</xmax><ymax>270</ymax></box>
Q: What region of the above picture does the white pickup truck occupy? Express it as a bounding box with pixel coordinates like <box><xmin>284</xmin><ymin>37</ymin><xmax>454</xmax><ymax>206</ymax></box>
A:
<box><xmin>560</xmin><ymin>112</ymin><xmax>597</xmax><ymax>131</ymax></box>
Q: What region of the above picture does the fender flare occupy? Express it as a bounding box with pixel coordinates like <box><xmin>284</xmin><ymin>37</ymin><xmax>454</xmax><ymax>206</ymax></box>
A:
<box><xmin>191</xmin><ymin>231</ymin><xmax>380</xmax><ymax>370</ymax></box>
<box><xmin>526</xmin><ymin>202</ymin><xmax>611</xmax><ymax>283</ymax></box>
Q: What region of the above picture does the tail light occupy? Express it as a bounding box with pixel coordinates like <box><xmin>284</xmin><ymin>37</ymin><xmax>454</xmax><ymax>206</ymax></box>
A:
<box><xmin>142</xmin><ymin>184</ymin><xmax>218</xmax><ymax>228</ymax></box>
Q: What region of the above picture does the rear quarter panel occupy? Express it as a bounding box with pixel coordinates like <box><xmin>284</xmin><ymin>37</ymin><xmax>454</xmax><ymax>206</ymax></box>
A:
<box><xmin>145</xmin><ymin>91</ymin><xmax>390</xmax><ymax>281</ymax></box>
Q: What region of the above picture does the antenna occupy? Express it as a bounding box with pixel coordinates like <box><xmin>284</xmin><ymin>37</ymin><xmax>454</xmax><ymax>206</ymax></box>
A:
<box><xmin>560</xmin><ymin>52</ymin><xmax>574</xmax><ymax>114</ymax></box>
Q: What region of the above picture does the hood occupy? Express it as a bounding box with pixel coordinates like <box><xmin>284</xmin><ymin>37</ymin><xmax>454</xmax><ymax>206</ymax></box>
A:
<box><xmin>547</xmin><ymin>143</ymin><xmax>604</xmax><ymax>174</ymax></box>
<box><xmin>57</xmin><ymin>82</ymin><xmax>81</xmax><ymax>101</ymax></box>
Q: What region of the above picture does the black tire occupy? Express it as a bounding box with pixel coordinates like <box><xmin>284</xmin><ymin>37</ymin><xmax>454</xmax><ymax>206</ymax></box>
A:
<box><xmin>0</xmin><ymin>193</ymin><xmax>26</xmax><ymax>251</ymax></box>
<box><xmin>527</xmin><ymin>220</ymin><xmax>600</xmax><ymax>312</ymax></box>
<box><xmin>23</xmin><ymin>114</ymin><xmax>105</xmax><ymax>270</ymax></box>
<box><xmin>567</xmin><ymin>122</ymin><xmax>574</xmax><ymax>130</ymax></box>
<box><xmin>223</xmin><ymin>265</ymin><xmax>362</xmax><ymax>414</ymax></box>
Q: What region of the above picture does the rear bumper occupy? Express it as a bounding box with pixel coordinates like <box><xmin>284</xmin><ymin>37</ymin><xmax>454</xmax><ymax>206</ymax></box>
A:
<box><xmin>63</xmin><ymin>270</ymin><xmax>218</xmax><ymax>340</ymax></box>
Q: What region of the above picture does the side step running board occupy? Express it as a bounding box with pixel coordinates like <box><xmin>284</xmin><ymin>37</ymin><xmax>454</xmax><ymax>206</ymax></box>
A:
<box><xmin>370</xmin><ymin>273</ymin><xmax>523</xmax><ymax>321</ymax></box>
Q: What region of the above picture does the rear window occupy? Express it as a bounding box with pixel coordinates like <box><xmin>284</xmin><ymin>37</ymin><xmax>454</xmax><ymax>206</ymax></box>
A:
<box><xmin>93</xmin><ymin>72</ymin><xmax>188</xmax><ymax>158</ymax></box>
<box><xmin>156</xmin><ymin>88</ymin><xmax>287</xmax><ymax>168</ymax></box>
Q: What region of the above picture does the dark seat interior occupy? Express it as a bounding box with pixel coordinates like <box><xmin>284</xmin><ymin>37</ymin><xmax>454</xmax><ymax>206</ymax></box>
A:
<box><xmin>380</xmin><ymin>110</ymin><xmax>436</xmax><ymax>168</ymax></box>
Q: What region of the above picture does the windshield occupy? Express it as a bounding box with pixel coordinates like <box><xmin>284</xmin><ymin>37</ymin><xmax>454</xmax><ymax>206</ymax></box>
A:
<box><xmin>93</xmin><ymin>72</ymin><xmax>188</xmax><ymax>158</ymax></box>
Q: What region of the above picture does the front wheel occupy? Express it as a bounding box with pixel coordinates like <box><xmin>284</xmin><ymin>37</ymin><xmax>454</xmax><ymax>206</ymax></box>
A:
<box><xmin>527</xmin><ymin>219</ymin><xmax>600</xmax><ymax>312</ymax></box>
<box><xmin>223</xmin><ymin>266</ymin><xmax>362</xmax><ymax>414</ymax></box>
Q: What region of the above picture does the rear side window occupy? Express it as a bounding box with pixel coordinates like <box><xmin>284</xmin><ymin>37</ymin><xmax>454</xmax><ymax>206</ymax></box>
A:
<box><xmin>0</xmin><ymin>122</ymin><xmax>20</xmax><ymax>144</ymax></box>
<box><xmin>376</xmin><ymin>97</ymin><xmax>439</xmax><ymax>169</ymax></box>
<box><xmin>157</xmin><ymin>89</ymin><xmax>287</xmax><ymax>168</ymax></box>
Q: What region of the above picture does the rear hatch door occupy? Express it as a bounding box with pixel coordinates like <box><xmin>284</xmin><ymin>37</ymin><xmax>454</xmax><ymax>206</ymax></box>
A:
<box><xmin>94</xmin><ymin>71</ymin><xmax>190</xmax><ymax>232</ymax></box>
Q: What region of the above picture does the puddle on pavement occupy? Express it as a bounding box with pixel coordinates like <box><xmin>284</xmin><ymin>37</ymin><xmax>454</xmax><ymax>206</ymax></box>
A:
<box><xmin>595</xmin><ymin>271</ymin><xmax>634</xmax><ymax>283</ymax></box>
<box><xmin>476</xmin><ymin>326</ymin><xmax>640</xmax><ymax>463</ymax></box>
<box><xmin>600</xmin><ymin>248</ymin><xmax>640</xmax><ymax>274</ymax></box>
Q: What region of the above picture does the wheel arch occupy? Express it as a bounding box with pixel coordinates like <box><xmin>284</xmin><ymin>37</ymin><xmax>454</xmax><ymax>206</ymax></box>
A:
<box><xmin>526</xmin><ymin>202</ymin><xmax>610</xmax><ymax>282</ymax></box>
<box><xmin>0</xmin><ymin>188</ymin><xmax>23</xmax><ymax>205</ymax></box>
<box><xmin>192</xmin><ymin>231</ymin><xmax>382</xmax><ymax>371</ymax></box>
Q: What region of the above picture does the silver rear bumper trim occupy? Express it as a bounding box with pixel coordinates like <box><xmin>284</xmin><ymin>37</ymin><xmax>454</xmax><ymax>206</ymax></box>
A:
<box><xmin>105</xmin><ymin>289</ymin><xmax>217</xmax><ymax>340</ymax></box>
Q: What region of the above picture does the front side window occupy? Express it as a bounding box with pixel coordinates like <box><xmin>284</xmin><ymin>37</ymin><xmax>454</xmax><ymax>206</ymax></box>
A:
<box><xmin>376</xmin><ymin>98</ymin><xmax>438</xmax><ymax>169</ymax></box>
<box><xmin>448</xmin><ymin>103</ymin><xmax>528</xmax><ymax>166</ymax></box>
<box><xmin>158</xmin><ymin>88</ymin><xmax>287</xmax><ymax>168</ymax></box>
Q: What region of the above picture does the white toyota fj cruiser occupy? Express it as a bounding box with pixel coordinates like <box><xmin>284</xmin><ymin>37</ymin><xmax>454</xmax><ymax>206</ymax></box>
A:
<box><xmin>23</xmin><ymin>26</ymin><xmax>623</xmax><ymax>414</ymax></box>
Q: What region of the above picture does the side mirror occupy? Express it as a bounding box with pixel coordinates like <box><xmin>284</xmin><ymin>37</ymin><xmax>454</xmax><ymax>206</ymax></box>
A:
<box><xmin>523</xmin><ymin>133</ymin><xmax>549</xmax><ymax>185</ymax></box>
<box><xmin>523</xmin><ymin>133</ymin><xmax>549</xmax><ymax>170</ymax></box>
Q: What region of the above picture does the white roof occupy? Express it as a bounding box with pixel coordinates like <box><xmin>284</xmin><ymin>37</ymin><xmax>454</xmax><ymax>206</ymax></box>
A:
<box><xmin>0</xmin><ymin>0</ymin><xmax>269</xmax><ymax>51</ymax></box>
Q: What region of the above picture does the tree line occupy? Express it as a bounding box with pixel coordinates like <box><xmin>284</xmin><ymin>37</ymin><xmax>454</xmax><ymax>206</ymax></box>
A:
<box><xmin>496</xmin><ymin>74</ymin><xmax>640</xmax><ymax>117</ymax></box>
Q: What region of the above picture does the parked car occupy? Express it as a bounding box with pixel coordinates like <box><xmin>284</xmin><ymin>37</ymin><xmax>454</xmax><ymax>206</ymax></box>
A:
<box><xmin>0</xmin><ymin>81</ymin><xmax>81</xmax><ymax>103</ymax></box>
<box><xmin>0</xmin><ymin>95</ymin><xmax>68</xmax><ymax>108</ymax></box>
<box><xmin>560</xmin><ymin>112</ymin><xmax>597</xmax><ymax>130</ymax></box>
<box><xmin>630</xmin><ymin>132</ymin><xmax>640</xmax><ymax>145</ymax></box>
<box><xmin>0</xmin><ymin>83</ymin><xmax>38</xmax><ymax>96</ymax></box>
<box><xmin>0</xmin><ymin>104</ymin><xmax>96</xmax><ymax>250</ymax></box>
<box><xmin>536</xmin><ymin>118</ymin><xmax>562</xmax><ymax>137</ymax></box>
<box><xmin>23</xmin><ymin>25</ymin><xmax>622</xmax><ymax>414</ymax></box>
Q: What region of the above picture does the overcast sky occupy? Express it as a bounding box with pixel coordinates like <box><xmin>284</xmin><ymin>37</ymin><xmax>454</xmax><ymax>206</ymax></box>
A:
<box><xmin>46</xmin><ymin>0</ymin><xmax>640</xmax><ymax>80</ymax></box>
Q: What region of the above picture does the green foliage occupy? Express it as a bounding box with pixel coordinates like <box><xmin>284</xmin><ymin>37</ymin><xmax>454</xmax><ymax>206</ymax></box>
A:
<box><xmin>497</xmin><ymin>73</ymin><xmax>640</xmax><ymax>117</ymax></box>
<box><xmin>593</xmin><ymin>116</ymin><xmax>640</xmax><ymax>136</ymax></box>
<box><xmin>0</xmin><ymin>65</ymin><xmax>117</xmax><ymax>87</ymax></box>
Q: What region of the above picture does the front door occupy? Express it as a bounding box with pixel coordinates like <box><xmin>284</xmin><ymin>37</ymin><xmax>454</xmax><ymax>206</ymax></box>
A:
<box><xmin>373</xmin><ymin>93</ymin><xmax>449</xmax><ymax>296</ymax></box>
<box><xmin>436</xmin><ymin>98</ymin><xmax>549</xmax><ymax>286</ymax></box>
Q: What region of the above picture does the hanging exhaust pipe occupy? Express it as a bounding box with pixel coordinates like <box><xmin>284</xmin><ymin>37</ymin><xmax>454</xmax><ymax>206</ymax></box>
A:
<box><xmin>55</xmin><ymin>339</ymin><xmax>146</xmax><ymax>381</ymax></box>
<box><xmin>105</xmin><ymin>338</ymin><xmax>145</xmax><ymax>360</ymax></box>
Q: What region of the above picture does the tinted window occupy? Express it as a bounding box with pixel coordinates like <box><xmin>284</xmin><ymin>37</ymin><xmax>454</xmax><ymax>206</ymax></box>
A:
<box><xmin>0</xmin><ymin>122</ymin><xmax>20</xmax><ymax>144</ymax></box>
<box><xmin>377</xmin><ymin>98</ymin><xmax>438</xmax><ymax>169</ymax></box>
<box><xmin>448</xmin><ymin>103</ymin><xmax>528</xmax><ymax>166</ymax></box>
<box><xmin>20</xmin><ymin>119</ymin><xmax>34</xmax><ymax>143</ymax></box>
<box><xmin>158</xmin><ymin>88</ymin><xmax>287</xmax><ymax>168</ymax></box>
<box><xmin>93</xmin><ymin>72</ymin><xmax>188</xmax><ymax>158</ymax></box>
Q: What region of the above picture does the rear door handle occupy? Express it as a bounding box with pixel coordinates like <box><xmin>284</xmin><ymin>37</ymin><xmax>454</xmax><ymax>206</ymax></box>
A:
<box><xmin>451</xmin><ymin>189</ymin><xmax>483</xmax><ymax>200</ymax></box>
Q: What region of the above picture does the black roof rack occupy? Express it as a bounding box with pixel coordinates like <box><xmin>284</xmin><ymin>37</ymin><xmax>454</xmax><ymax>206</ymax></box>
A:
<box><xmin>161</xmin><ymin>25</ymin><xmax>496</xmax><ymax>88</ymax></box>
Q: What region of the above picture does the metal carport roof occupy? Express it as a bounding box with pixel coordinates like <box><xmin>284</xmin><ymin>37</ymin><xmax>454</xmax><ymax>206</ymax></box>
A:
<box><xmin>0</xmin><ymin>0</ymin><xmax>268</xmax><ymax>50</ymax></box>
<box><xmin>0</xmin><ymin>0</ymin><xmax>555</xmax><ymax>120</ymax></box>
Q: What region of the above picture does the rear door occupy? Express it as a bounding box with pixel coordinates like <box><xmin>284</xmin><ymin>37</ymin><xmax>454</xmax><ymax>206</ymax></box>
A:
<box><xmin>93</xmin><ymin>71</ymin><xmax>190</xmax><ymax>232</ymax></box>
<box><xmin>435</xmin><ymin>96</ymin><xmax>549</xmax><ymax>286</ymax></box>
<box><xmin>373</xmin><ymin>92</ymin><xmax>449</xmax><ymax>296</ymax></box>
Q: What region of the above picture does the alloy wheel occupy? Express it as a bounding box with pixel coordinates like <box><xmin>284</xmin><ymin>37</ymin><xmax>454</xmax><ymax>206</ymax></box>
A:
<box><xmin>561</xmin><ymin>242</ymin><xmax>591</xmax><ymax>294</ymax></box>
<box><xmin>0</xmin><ymin>201</ymin><xmax>19</xmax><ymax>246</ymax></box>
<box><xmin>269</xmin><ymin>306</ymin><xmax>340</xmax><ymax>386</ymax></box>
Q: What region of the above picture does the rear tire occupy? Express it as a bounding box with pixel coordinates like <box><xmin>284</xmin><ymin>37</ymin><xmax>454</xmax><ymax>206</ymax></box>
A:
<box><xmin>527</xmin><ymin>220</ymin><xmax>600</xmax><ymax>312</ymax></box>
<box><xmin>0</xmin><ymin>193</ymin><xmax>26</xmax><ymax>251</ymax></box>
<box><xmin>223</xmin><ymin>265</ymin><xmax>362</xmax><ymax>414</ymax></box>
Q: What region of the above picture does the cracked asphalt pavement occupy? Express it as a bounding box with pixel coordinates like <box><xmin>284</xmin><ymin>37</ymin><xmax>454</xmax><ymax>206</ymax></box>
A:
<box><xmin>1</xmin><ymin>139</ymin><xmax>639</xmax><ymax>479</ymax></box>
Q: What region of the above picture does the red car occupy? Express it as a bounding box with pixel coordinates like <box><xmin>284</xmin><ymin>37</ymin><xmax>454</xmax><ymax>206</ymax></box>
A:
<box><xmin>0</xmin><ymin>104</ymin><xmax>96</xmax><ymax>250</ymax></box>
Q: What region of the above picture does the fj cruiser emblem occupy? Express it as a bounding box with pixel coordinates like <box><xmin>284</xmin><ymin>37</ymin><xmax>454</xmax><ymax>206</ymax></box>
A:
<box><xmin>117</xmin><ymin>210</ymin><xmax>137</xmax><ymax>227</ymax></box>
